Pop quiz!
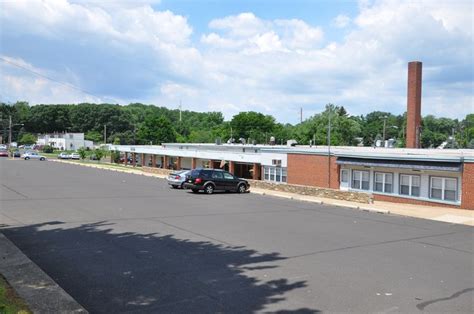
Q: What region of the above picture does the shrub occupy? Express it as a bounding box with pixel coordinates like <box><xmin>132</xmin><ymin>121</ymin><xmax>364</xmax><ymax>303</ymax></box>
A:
<box><xmin>110</xmin><ymin>150</ymin><xmax>121</xmax><ymax>163</ymax></box>
<box><xmin>77</xmin><ymin>147</ymin><xmax>87</xmax><ymax>160</ymax></box>
<box><xmin>94</xmin><ymin>148</ymin><xmax>105</xmax><ymax>162</ymax></box>
<box><xmin>42</xmin><ymin>145</ymin><xmax>54</xmax><ymax>153</ymax></box>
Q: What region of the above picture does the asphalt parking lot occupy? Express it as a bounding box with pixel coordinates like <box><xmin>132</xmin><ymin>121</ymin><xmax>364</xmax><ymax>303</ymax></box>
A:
<box><xmin>1</xmin><ymin>159</ymin><xmax>473</xmax><ymax>313</ymax></box>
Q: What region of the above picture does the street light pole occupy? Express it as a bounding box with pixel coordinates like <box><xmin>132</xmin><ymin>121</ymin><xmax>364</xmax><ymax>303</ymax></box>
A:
<box><xmin>8</xmin><ymin>115</ymin><xmax>12</xmax><ymax>147</ymax></box>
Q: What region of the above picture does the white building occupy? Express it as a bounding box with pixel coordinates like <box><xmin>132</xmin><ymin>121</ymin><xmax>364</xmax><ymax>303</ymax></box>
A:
<box><xmin>37</xmin><ymin>133</ymin><xmax>94</xmax><ymax>151</ymax></box>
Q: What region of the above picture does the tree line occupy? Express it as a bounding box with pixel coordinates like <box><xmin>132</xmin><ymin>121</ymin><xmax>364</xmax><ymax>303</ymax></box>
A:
<box><xmin>1</xmin><ymin>101</ymin><xmax>473</xmax><ymax>149</ymax></box>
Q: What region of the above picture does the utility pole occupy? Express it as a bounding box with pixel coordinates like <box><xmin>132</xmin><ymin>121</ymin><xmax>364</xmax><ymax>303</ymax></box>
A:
<box><xmin>451</xmin><ymin>127</ymin><xmax>455</xmax><ymax>148</ymax></box>
<box><xmin>8</xmin><ymin>115</ymin><xmax>12</xmax><ymax>147</ymax></box>
<box><xmin>300</xmin><ymin>107</ymin><xmax>303</xmax><ymax>123</ymax></box>
<box><xmin>103</xmin><ymin>124</ymin><xmax>107</xmax><ymax>144</ymax></box>
<box><xmin>179</xmin><ymin>100</ymin><xmax>182</xmax><ymax>122</ymax></box>
<box><xmin>327</xmin><ymin>107</ymin><xmax>332</xmax><ymax>188</ymax></box>
<box><xmin>383</xmin><ymin>116</ymin><xmax>387</xmax><ymax>141</ymax></box>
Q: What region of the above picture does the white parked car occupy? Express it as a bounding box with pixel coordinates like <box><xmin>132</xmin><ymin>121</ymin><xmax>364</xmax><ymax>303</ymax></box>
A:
<box><xmin>167</xmin><ymin>170</ymin><xmax>191</xmax><ymax>189</ymax></box>
<box><xmin>0</xmin><ymin>144</ymin><xmax>7</xmax><ymax>150</ymax></box>
<box><xmin>70</xmin><ymin>153</ymin><xmax>80</xmax><ymax>160</ymax></box>
<box><xmin>57</xmin><ymin>152</ymin><xmax>71</xmax><ymax>159</ymax></box>
<box><xmin>22</xmin><ymin>152</ymin><xmax>46</xmax><ymax>161</ymax></box>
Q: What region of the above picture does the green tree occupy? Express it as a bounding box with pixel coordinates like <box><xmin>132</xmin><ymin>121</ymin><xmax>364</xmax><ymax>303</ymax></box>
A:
<box><xmin>94</xmin><ymin>148</ymin><xmax>105</xmax><ymax>162</ymax></box>
<box><xmin>293</xmin><ymin>104</ymin><xmax>361</xmax><ymax>146</ymax></box>
<box><xmin>85</xmin><ymin>130</ymin><xmax>103</xmax><ymax>143</ymax></box>
<box><xmin>230</xmin><ymin>111</ymin><xmax>275</xmax><ymax>143</ymax></box>
<box><xmin>188</xmin><ymin>130</ymin><xmax>213</xmax><ymax>143</ymax></box>
<box><xmin>18</xmin><ymin>133</ymin><xmax>36</xmax><ymax>145</ymax></box>
<box><xmin>77</xmin><ymin>147</ymin><xmax>87</xmax><ymax>160</ymax></box>
<box><xmin>42</xmin><ymin>145</ymin><xmax>54</xmax><ymax>153</ymax></box>
<box><xmin>137</xmin><ymin>115</ymin><xmax>176</xmax><ymax>145</ymax></box>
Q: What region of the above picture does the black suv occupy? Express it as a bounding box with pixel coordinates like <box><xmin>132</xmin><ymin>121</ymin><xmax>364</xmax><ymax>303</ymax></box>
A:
<box><xmin>183</xmin><ymin>168</ymin><xmax>250</xmax><ymax>194</ymax></box>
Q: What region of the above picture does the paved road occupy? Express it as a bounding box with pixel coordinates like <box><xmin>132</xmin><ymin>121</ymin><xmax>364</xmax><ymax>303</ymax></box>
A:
<box><xmin>1</xmin><ymin>159</ymin><xmax>473</xmax><ymax>313</ymax></box>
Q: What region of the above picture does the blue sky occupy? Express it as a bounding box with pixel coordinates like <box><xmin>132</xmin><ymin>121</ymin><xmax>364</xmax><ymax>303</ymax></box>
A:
<box><xmin>0</xmin><ymin>0</ymin><xmax>472</xmax><ymax>124</ymax></box>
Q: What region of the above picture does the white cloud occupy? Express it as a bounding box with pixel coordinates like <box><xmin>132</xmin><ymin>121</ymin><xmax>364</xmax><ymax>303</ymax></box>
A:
<box><xmin>0</xmin><ymin>56</ymin><xmax>106</xmax><ymax>104</ymax></box>
<box><xmin>332</xmin><ymin>14</ymin><xmax>351</xmax><ymax>28</ymax></box>
<box><xmin>0</xmin><ymin>0</ymin><xmax>472</xmax><ymax>122</ymax></box>
<box><xmin>204</xmin><ymin>13</ymin><xmax>323</xmax><ymax>53</ymax></box>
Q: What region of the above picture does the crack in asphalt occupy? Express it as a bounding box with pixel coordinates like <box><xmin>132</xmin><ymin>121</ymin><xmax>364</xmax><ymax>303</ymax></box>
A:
<box><xmin>1</xmin><ymin>183</ymin><xmax>29</xmax><ymax>199</ymax></box>
<box><xmin>416</xmin><ymin>287</ymin><xmax>474</xmax><ymax>310</ymax></box>
<box><xmin>285</xmin><ymin>230</ymin><xmax>471</xmax><ymax>260</ymax></box>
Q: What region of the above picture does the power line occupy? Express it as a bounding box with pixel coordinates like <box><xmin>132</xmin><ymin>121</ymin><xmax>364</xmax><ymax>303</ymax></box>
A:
<box><xmin>0</xmin><ymin>56</ymin><xmax>108</xmax><ymax>102</ymax></box>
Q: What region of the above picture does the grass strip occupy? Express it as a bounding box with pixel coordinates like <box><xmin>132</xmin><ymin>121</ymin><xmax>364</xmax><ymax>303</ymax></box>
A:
<box><xmin>0</xmin><ymin>274</ymin><xmax>31</xmax><ymax>314</ymax></box>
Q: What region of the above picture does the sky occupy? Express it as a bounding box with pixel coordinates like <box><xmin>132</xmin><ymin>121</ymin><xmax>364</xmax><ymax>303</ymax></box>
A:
<box><xmin>0</xmin><ymin>0</ymin><xmax>472</xmax><ymax>124</ymax></box>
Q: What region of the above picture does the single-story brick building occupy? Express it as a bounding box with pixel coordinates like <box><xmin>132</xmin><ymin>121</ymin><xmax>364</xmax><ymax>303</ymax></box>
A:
<box><xmin>110</xmin><ymin>143</ymin><xmax>474</xmax><ymax>210</ymax></box>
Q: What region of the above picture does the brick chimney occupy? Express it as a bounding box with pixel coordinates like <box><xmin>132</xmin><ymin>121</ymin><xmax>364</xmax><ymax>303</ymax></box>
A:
<box><xmin>406</xmin><ymin>61</ymin><xmax>422</xmax><ymax>148</ymax></box>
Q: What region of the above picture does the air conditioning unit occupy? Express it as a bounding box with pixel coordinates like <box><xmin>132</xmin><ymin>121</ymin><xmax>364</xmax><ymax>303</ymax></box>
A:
<box><xmin>272</xmin><ymin>159</ymin><xmax>282</xmax><ymax>166</ymax></box>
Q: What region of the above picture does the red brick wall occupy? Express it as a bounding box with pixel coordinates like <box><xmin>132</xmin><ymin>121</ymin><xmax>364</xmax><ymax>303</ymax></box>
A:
<box><xmin>287</xmin><ymin>154</ymin><xmax>339</xmax><ymax>189</ymax></box>
<box><xmin>373</xmin><ymin>194</ymin><xmax>460</xmax><ymax>209</ymax></box>
<box><xmin>461</xmin><ymin>163</ymin><xmax>474</xmax><ymax>210</ymax></box>
<box><xmin>406</xmin><ymin>61</ymin><xmax>422</xmax><ymax>148</ymax></box>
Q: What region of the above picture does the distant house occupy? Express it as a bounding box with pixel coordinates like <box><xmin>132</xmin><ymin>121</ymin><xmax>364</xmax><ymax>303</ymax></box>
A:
<box><xmin>36</xmin><ymin>133</ymin><xmax>94</xmax><ymax>151</ymax></box>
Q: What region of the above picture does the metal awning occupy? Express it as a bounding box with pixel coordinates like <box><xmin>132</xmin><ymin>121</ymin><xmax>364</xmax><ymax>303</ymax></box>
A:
<box><xmin>336</xmin><ymin>157</ymin><xmax>462</xmax><ymax>172</ymax></box>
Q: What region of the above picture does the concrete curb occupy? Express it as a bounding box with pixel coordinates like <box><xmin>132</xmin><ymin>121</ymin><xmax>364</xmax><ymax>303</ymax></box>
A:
<box><xmin>251</xmin><ymin>188</ymin><xmax>390</xmax><ymax>214</ymax></box>
<box><xmin>0</xmin><ymin>233</ymin><xmax>88</xmax><ymax>313</ymax></box>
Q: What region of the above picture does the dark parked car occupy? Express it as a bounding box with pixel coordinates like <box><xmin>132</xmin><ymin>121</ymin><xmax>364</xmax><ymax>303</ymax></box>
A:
<box><xmin>183</xmin><ymin>168</ymin><xmax>250</xmax><ymax>194</ymax></box>
<box><xmin>12</xmin><ymin>150</ymin><xmax>21</xmax><ymax>158</ymax></box>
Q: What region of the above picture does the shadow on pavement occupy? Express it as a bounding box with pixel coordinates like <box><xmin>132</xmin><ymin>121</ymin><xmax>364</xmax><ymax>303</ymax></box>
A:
<box><xmin>2</xmin><ymin>221</ymin><xmax>319</xmax><ymax>313</ymax></box>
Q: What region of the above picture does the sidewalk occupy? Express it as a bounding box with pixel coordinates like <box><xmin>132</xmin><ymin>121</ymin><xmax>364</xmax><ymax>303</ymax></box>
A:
<box><xmin>49</xmin><ymin>159</ymin><xmax>474</xmax><ymax>226</ymax></box>
<box><xmin>0</xmin><ymin>233</ymin><xmax>87</xmax><ymax>313</ymax></box>
<box><xmin>250</xmin><ymin>188</ymin><xmax>474</xmax><ymax>226</ymax></box>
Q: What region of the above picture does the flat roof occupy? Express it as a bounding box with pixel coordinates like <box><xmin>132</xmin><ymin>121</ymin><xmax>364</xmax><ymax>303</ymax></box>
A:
<box><xmin>116</xmin><ymin>143</ymin><xmax>474</xmax><ymax>163</ymax></box>
<box><xmin>264</xmin><ymin>146</ymin><xmax>474</xmax><ymax>162</ymax></box>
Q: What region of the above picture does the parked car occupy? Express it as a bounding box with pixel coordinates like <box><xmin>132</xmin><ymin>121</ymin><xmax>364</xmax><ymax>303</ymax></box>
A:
<box><xmin>0</xmin><ymin>144</ymin><xmax>7</xmax><ymax>150</ymax></box>
<box><xmin>167</xmin><ymin>170</ymin><xmax>191</xmax><ymax>189</ymax></box>
<box><xmin>22</xmin><ymin>152</ymin><xmax>46</xmax><ymax>161</ymax></box>
<box><xmin>57</xmin><ymin>152</ymin><xmax>70</xmax><ymax>159</ymax></box>
<box><xmin>119</xmin><ymin>156</ymin><xmax>137</xmax><ymax>163</ymax></box>
<box><xmin>12</xmin><ymin>150</ymin><xmax>21</xmax><ymax>158</ymax></box>
<box><xmin>183</xmin><ymin>168</ymin><xmax>250</xmax><ymax>194</ymax></box>
<box><xmin>70</xmin><ymin>153</ymin><xmax>80</xmax><ymax>160</ymax></box>
<box><xmin>0</xmin><ymin>149</ymin><xmax>8</xmax><ymax>157</ymax></box>
<box><xmin>89</xmin><ymin>154</ymin><xmax>99</xmax><ymax>160</ymax></box>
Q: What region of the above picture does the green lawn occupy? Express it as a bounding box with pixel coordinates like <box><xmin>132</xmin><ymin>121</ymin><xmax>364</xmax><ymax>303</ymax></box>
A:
<box><xmin>0</xmin><ymin>275</ymin><xmax>30</xmax><ymax>314</ymax></box>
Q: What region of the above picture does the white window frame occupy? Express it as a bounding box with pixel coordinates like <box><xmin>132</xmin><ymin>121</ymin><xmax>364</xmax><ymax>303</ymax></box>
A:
<box><xmin>399</xmin><ymin>174</ymin><xmax>420</xmax><ymax>197</ymax></box>
<box><xmin>352</xmin><ymin>170</ymin><xmax>370</xmax><ymax>190</ymax></box>
<box><xmin>340</xmin><ymin>169</ymin><xmax>349</xmax><ymax>183</ymax></box>
<box><xmin>263</xmin><ymin>166</ymin><xmax>287</xmax><ymax>183</ymax></box>
<box><xmin>374</xmin><ymin>172</ymin><xmax>393</xmax><ymax>193</ymax></box>
<box><xmin>430</xmin><ymin>176</ymin><xmax>457</xmax><ymax>202</ymax></box>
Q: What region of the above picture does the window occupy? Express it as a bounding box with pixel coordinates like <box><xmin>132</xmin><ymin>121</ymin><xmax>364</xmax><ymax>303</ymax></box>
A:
<box><xmin>263</xmin><ymin>166</ymin><xmax>287</xmax><ymax>183</ymax></box>
<box><xmin>374</xmin><ymin>172</ymin><xmax>393</xmax><ymax>193</ymax></box>
<box><xmin>264</xmin><ymin>167</ymin><xmax>269</xmax><ymax>180</ymax></box>
<box><xmin>430</xmin><ymin>177</ymin><xmax>457</xmax><ymax>202</ymax></box>
<box><xmin>212</xmin><ymin>171</ymin><xmax>223</xmax><ymax>179</ymax></box>
<box><xmin>341</xmin><ymin>169</ymin><xmax>349</xmax><ymax>183</ymax></box>
<box><xmin>223</xmin><ymin>172</ymin><xmax>234</xmax><ymax>180</ymax></box>
<box><xmin>202</xmin><ymin>170</ymin><xmax>213</xmax><ymax>178</ymax></box>
<box><xmin>282</xmin><ymin>168</ymin><xmax>287</xmax><ymax>183</ymax></box>
<box><xmin>352</xmin><ymin>170</ymin><xmax>369</xmax><ymax>190</ymax></box>
<box><xmin>400</xmin><ymin>174</ymin><xmax>420</xmax><ymax>197</ymax></box>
